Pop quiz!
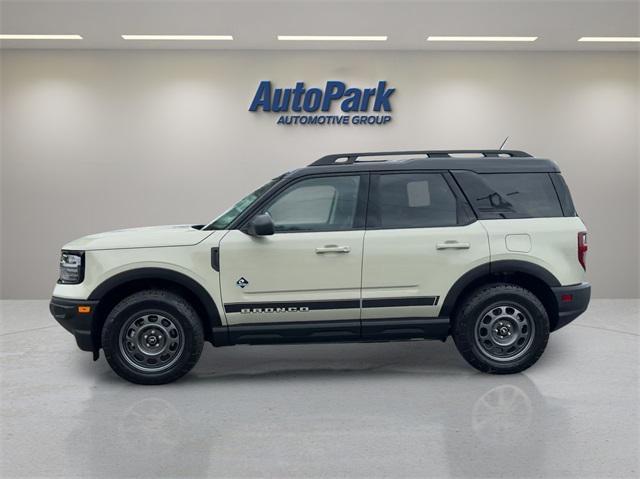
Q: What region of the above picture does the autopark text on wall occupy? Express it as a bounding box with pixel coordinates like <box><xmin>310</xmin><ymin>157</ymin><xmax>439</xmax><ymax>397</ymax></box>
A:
<box><xmin>249</xmin><ymin>80</ymin><xmax>394</xmax><ymax>126</ymax></box>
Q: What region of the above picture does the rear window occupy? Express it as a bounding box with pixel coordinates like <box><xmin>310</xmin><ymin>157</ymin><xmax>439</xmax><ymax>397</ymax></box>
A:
<box><xmin>453</xmin><ymin>171</ymin><xmax>564</xmax><ymax>219</ymax></box>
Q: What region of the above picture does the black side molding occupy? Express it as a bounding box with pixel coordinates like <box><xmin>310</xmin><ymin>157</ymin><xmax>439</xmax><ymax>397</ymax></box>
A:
<box><xmin>363</xmin><ymin>296</ymin><xmax>438</xmax><ymax>308</ymax></box>
<box><xmin>224</xmin><ymin>299</ymin><xmax>360</xmax><ymax>314</ymax></box>
<box><xmin>223</xmin><ymin>296</ymin><xmax>440</xmax><ymax>314</ymax></box>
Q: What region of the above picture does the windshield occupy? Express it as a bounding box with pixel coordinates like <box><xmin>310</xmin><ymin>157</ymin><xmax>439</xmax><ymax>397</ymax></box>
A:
<box><xmin>205</xmin><ymin>175</ymin><xmax>285</xmax><ymax>230</ymax></box>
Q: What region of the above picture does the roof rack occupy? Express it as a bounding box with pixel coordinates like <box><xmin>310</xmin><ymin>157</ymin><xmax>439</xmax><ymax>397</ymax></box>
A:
<box><xmin>309</xmin><ymin>149</ymin><xmax>532</xmax><ymax>166</ymax></box>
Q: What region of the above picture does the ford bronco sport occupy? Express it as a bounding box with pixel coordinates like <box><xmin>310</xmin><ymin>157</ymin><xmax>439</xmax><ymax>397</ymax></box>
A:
<box><xmin>50</xmin><ymin>149</ymin><xmax>591</xmax><ymax>384</ymax></box>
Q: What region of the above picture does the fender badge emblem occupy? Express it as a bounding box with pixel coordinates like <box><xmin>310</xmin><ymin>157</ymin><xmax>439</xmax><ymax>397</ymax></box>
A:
<box><xmin>236</xmin><ymin>277</ymin><xmax>249</xmax><ymax>288</ymax></box>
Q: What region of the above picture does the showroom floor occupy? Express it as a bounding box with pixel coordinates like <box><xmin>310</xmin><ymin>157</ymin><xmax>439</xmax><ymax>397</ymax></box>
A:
<box><xmin>1</xmin><ymin>300</ymin><xmax>638</xmax><ymax>479</ymax></box>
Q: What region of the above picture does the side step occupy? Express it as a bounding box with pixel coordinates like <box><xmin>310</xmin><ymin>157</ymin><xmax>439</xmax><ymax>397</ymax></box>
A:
<box><xmin>361</xmin><ymin>318</ymin><xmax>449</xmax><ymax>341</ymax></box>
<box><xmin>218</xmin><ymin>318</ymin><xmax>450</xmax><ymax>346</ymax></box>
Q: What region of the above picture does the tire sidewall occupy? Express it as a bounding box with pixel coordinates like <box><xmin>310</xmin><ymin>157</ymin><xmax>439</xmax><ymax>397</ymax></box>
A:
<box><xmin>102</xmin><ymin>294</ymin><xmax>203</xmax><ymax>384</ymax></box>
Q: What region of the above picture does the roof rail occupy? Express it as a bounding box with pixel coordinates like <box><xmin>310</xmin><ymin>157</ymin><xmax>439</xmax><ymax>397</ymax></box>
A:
<box><xmin>309</xmin><ymin>149</ymin><xmax>532</xmax><ymax>166</ymax></box>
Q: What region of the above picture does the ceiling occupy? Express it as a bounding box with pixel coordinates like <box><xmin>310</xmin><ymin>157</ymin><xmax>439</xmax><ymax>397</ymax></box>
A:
<box><xmin>0</xmin><ymin>0</ymin><xmax>638</xmax><ymax>51</ymax></box>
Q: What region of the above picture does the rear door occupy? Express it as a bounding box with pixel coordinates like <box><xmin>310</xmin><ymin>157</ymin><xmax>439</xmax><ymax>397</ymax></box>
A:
<box><xmin>361</xmin><ymin>171</ymin><xmax>490</xmax><ymax>336</ymax></box>
<box><xmin>219</xmin><ymin>173</ymin><xmax>368</xmax><ymax>332</ymax></box>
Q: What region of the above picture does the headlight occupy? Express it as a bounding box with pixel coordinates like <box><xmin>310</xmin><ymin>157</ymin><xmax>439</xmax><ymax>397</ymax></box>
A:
<box><xmin>59</xmin><ymin>251</ymin><xmax>85</xmax><ymax>284</ymax></box>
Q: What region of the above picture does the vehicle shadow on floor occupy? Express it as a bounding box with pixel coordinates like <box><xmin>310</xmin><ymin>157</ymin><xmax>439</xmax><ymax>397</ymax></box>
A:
<box><xmin>185</xmin><ymin>338</ymin><xmax>467</xmax><ymax>382</ymax></box>
<box><xmin>189</xmin><ymin>333</ymin><xmax>566</xmax><ymax>383</ymax></box>
<box><xmin>83</xmin><ymin>333</ymin><xmax>564</xmax><ymax>385</ymax></box>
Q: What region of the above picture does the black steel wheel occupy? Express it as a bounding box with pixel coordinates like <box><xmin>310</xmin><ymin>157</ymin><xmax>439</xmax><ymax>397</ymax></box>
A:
<box><xmin>474</xmin><ymin>304</ymin><xmax>535</xmax><ymax>362</ymax></box>
<box><xmin>102</xmin><ymin>290</ymin><xmax>204</xmax><ymax>385</ymax></box>
<box><xmin>119</xmin><ymin>312</ymin><xmax>185</xmax><ymax>373</ymax></box>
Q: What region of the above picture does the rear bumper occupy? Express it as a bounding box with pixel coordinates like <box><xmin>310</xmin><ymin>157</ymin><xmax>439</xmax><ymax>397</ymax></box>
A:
<box><xmin>49</xmin><ymin>296</ymin><xmax>99</xmax><ymax>353</ymax></box>
<box><xmin>551</xmin><ymin>282</ymin><xmax>591</xmax><ymax>331</ymax></box>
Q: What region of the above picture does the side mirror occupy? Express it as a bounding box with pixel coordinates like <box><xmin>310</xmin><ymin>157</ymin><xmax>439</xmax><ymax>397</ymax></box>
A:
<box><xmin>245</xmin><ymin>214</ymin><xmax>275</xmax><ymax>236</ymax></box>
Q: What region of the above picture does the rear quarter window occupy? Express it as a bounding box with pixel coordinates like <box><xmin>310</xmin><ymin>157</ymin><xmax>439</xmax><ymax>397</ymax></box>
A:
<box><xmin>549</xmin><ymin>173</ymin><xmax>578</xmax><ymax>216</ymax></box>
<box><xmin>453</xmin><ymin>171</ymin><xmax>564</xmax><ymax>219</ymax></box>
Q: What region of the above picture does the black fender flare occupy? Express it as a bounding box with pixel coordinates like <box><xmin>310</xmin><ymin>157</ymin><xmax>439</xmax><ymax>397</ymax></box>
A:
<box><xmin>439</xmin><ymin>260</ymin><xmax>560</xmax><ymax>317</ymax></box>
<box><xmin>88</xmin><ymin>267</ymin><xmax>222</xmax><ymax>327</ymax></box>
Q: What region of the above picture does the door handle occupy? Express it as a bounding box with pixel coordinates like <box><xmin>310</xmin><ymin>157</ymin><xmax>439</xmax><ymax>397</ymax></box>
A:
<box><xmin>316</xmin><ymin>245</ymin><xmax>351</xmax><ymax>254</ymax></box>
<box><xmin>436</xmin><ymin>241</ymin><xmax>471</xmax><ymax>250</ymax></box>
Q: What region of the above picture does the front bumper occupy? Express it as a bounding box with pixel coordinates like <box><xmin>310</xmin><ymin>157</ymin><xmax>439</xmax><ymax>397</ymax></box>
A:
<box><xmin>551</xmin><ymin>282</ymin><xmax>591</xmax><ymax>331</ymax></box>
<box><xmin>50</xmin><ymin>297</ymin><xmax>99</xmax><ymax>354</ymax></box>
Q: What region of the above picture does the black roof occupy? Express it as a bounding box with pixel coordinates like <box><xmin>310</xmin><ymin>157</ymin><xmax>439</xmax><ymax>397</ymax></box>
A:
<box><xmin>294</xmin><ymin>149</ymin><xmax>560</xmax><ymax>176</ymax></box>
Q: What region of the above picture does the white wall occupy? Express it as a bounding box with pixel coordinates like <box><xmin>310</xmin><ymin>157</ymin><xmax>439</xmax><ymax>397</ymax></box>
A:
<box><xmin>1</xmin><ymin>50</ymin><xmax>638</xmax><ymax>298</ymax></box>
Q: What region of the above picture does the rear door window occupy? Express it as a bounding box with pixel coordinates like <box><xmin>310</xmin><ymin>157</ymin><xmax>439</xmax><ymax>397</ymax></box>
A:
<box><xmin>367</xmin><ymin>173</ymin><xmax>459</xmax><ymax>228</ymax></box>
<box><xmin>453</xmin><ymin>171</ymin><xmax>564</xmax><ymax>219</ymax></box>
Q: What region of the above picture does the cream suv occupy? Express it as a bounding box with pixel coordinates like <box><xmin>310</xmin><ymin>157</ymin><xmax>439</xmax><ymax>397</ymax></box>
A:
<box><xmin>50</xmin><ymin>149</ymin><xmax>591</xmax><ymax>384</ymax></box>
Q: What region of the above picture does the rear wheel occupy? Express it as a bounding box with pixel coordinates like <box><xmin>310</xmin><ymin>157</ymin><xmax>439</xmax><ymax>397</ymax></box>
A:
<box><xmin>452</xmin><ymin>283</ymin><xmax>549</xmax><ymax>374</ymax></box>
<box><xmin>102</xmin><ymin>290</ymin><xmax>204</xmax><ymax>385</ymax></box>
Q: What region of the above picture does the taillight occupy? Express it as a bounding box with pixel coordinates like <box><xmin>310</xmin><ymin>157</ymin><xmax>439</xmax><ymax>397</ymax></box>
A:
<box><xmin>578</xmin><ymin>232</ymin><xmax>588</xmax><ymax>270</ymax></box>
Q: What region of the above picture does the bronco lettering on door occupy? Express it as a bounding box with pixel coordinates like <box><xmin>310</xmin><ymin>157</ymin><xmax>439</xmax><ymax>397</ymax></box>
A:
<box><xmin>240</xmin><ymin>306</ymin><xmax>311</xmax><ymax>314</ymax></box>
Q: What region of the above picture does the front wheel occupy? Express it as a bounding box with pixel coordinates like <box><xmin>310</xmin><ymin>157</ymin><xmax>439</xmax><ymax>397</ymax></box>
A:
<box><xmin>452</xmin><ymin>283</ymin><xmax>550</xmax><ymax>374</ymax></box>
<box><xmin>102</xmin><ymin>290</ymin><xmax>204</xmax><ymax>385</ymax></box>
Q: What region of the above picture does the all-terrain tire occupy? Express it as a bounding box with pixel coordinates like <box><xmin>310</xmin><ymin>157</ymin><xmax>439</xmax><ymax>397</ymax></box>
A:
<box><xmin>102</xmin><ymin>289</ymin><xmax>204</xmax><ymax>385</ymax></box>
<box><xmin>452</xmin><ymin>283</ymin><xmax>550</xmax><ymax>374</ymax></box>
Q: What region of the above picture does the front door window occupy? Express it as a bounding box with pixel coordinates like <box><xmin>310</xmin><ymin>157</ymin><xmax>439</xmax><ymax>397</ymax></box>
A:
<box><xmin>263</xmin><ymin>175</ymin><xmax>362</xmax><ymax>232</ymax></box>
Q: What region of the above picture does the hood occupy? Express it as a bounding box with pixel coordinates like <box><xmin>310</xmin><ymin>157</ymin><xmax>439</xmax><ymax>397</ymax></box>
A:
<box><xmin>62</xmin><ymin>225</ymin><xmax>215</xmax><ymax>251</ymax></box>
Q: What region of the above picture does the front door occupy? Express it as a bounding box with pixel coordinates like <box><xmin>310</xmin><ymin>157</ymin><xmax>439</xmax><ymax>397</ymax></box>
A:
<box><xmin>219</xmin><ymin>173</ymin><xmax>368</xmax><ymax>341</ymax></box>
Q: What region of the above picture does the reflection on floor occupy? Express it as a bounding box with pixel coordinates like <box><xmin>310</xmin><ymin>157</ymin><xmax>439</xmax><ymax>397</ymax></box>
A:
<box><xmin>1</xmin><ymin>299</ymin><xmax>638</xmax><ymax>478</ymax></box>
